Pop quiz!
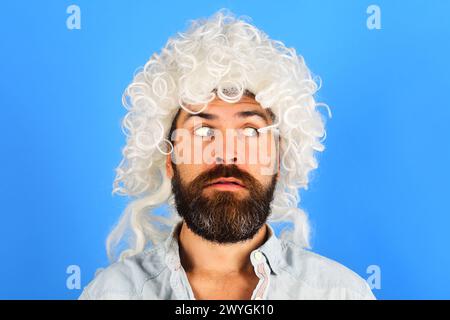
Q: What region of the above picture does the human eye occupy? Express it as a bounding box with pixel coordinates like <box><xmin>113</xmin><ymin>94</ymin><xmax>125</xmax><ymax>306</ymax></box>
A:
<box><xmin>241</xmin><ymin>127</ymin><xmax>259</xmax><ymax>137</ymax></box>
<box><xmin>193</xmin><ymin>126</ymin><xmax>215</xmax><ymax>138</ymax></box>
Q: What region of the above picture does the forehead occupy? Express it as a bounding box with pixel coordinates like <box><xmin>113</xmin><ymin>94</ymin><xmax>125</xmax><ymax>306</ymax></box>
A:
<box><xmin>177</xmin><ymin>95</ymin><xmax>269</xmax><ymax>125</ymax></box>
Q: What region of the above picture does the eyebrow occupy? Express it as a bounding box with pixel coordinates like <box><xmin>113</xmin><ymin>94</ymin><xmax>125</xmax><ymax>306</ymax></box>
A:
<box><xmin>182</xmin><ymin>109</ymin><xmax>271</xmax><ymax>125</ymax></box>
<box><xmin>182</xmin><ymin>112</ymin><xmax>218</xmax><ymax>124</ymax></box>
<box><xmin>235</xmin><ymin>110</ymin><xmax>270</xmax><ymax>124</ymax></box>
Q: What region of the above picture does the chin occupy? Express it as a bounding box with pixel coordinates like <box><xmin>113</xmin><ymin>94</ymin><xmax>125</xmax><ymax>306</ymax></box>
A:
<box><xmin>204</xmin><ymin>188</ymin><xmax>248</xmax><ymax>199</ymax></box>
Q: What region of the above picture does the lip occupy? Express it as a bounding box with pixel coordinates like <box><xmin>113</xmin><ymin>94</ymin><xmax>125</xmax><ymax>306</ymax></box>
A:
<box><xmin>205</xmin><ymin>177</ymin><xmax>247</xmax><ymax>191</ymax></box>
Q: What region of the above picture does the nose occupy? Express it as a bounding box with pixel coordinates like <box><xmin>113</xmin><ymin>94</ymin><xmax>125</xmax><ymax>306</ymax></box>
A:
<box><xmin>214</xmin><ymin>129</ymin><xmax>240</xmax><ymax>164</ymax></box>
<box><xmin>215</xmin><ymin>155</ymin><xmax>238</xmax><ymax>164</ymax></box>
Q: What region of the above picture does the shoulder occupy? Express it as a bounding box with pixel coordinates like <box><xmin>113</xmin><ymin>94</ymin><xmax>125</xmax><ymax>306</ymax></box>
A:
<box><xmin>78</xmin><ymin>244</ymin><xmax>168</xmax><ymax>300</ymax></box>
<box><xmin>279</xmin><ymin>240</ymin><xmax>376</xmax><ymax>299</ymax></box>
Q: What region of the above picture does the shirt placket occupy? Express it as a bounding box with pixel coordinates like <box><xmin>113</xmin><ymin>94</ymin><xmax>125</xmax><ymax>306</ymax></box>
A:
<box><xmin>250</xmin><ymin>250</ymin><xmax>271</xmax><ymax>300</ymax></box>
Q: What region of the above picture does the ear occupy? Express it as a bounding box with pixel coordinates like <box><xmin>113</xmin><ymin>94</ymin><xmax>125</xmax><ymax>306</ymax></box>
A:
<box><xmin>166</xmin><ymin>153</ymin><xmax>174</xmax><ymax>179</ymax></box>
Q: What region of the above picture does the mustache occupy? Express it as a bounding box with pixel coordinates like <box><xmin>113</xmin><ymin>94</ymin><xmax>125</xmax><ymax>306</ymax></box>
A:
<box><xmin>189</xmin><ymin>164</ymin><xmax>260</xmax><ymax>190</ymax></box>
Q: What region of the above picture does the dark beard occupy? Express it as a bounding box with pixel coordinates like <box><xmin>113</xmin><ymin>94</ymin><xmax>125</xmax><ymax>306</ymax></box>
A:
<box><xmin>171</xmin><ymin>163</ymin><xmax>277</xmax><ymax>244</ymax></box>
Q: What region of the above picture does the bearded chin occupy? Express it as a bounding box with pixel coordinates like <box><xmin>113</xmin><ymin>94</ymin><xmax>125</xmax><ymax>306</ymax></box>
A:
<box><xmin>171</xmin><ymin>171</ymin><xmax>278</xmax><ymax>244</ymax></box>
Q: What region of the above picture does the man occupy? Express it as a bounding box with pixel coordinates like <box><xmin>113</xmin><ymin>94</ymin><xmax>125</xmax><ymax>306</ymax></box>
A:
<box><xmin>79</xmin><ymin>10</ymin><xmax>375</xmax><ymax>300</ymax></box>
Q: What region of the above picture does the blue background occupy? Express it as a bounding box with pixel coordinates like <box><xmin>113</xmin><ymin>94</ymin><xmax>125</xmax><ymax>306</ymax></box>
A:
<box><xmin>1</xmin><ymin>0</ymin><xmax>449</xmax><ymax>299</ymax></box>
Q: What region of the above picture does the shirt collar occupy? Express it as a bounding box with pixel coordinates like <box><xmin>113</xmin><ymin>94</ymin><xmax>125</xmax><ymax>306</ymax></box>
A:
<box><xmin>163</xmin><ymin>220</ymin><xmax>283</xmax><ymax>275</ymax></box>
<box><xmin>255</xmin><ymin>222</ymin><xmax>283</xmax><ymax>275</ymax></box>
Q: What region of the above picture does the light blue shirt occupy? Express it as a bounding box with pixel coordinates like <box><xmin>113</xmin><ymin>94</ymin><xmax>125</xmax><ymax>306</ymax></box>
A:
<box><xmin>79</xmin><ymin>221</ymin><xmax>376</xmax><ymax>300</ymax></box>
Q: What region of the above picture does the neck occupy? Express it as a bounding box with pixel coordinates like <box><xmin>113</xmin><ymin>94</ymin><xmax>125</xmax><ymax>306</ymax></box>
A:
<box><xmin>178</xmin><ymin>221</ymin><xmax>268</xmax><ymax>277</ymax></box>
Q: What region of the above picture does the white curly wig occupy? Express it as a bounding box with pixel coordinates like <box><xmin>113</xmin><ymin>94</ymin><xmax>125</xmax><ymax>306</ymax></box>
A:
<box><xmin>107</xmin><ymin>9</ymin><xmax>331</xmax><ymax>263</ymax></box>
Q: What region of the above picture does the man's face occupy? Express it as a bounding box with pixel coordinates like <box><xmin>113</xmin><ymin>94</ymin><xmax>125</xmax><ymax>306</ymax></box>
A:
<box><xmin>166</xmin><ymin>95</ymin><xmax>280</xmax><ymax>243</ymax></box>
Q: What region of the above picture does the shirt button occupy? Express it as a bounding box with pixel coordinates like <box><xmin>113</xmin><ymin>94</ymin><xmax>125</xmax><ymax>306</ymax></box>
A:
<box><xmin>253</xmin><ymin>251</ymin><xmax>263</xmax><ymax>261</ymax></box>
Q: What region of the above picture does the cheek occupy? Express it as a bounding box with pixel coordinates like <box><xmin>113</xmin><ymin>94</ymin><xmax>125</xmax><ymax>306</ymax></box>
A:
<box><xmin>244</xmin><ymin>146</ymin><xmax>278</xmax><ymax>178</ymax></box>
<box><xmin>175</xmin><ymin>163</ymin><xmax>205</xmax><ymax>184</ymax></box>
<box><xmin>242</xmin><ymin>165</ymin><xmax>272</xmax><ymax>188</ymax></box>
<box><xmin>172</xmin><ymin>135</ymin><xmax>216</xmax><ymax>165</ymax></box>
